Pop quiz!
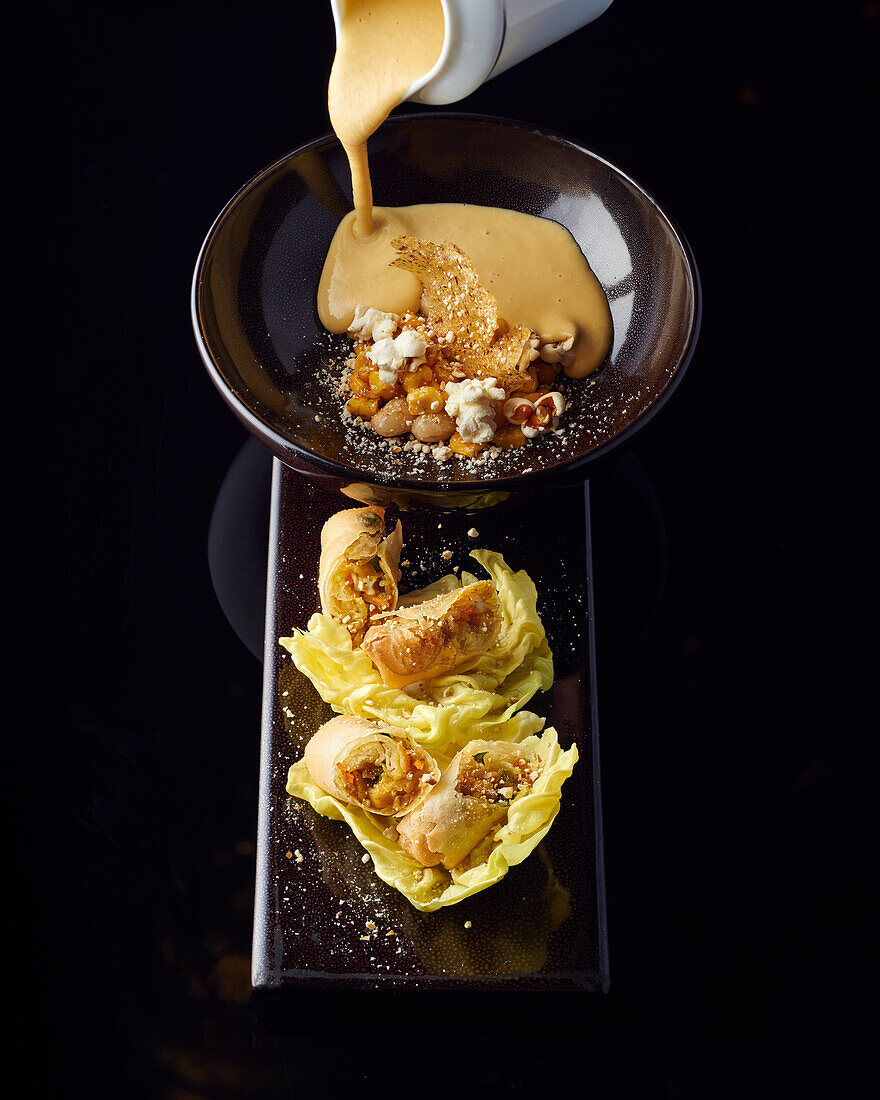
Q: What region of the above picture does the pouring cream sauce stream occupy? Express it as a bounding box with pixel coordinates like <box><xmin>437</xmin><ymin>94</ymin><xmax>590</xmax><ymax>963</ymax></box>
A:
<box><xmin>319</xmin><ymin>0</ymin><xmax>612</xmax><ymax>378</ymax></box>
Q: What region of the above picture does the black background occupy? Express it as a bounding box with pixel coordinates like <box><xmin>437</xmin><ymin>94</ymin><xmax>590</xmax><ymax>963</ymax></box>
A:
<box><xmin>11</xmin><ymin>1</ymin><xmax>875</xmax><ymax>1097</ymax></box>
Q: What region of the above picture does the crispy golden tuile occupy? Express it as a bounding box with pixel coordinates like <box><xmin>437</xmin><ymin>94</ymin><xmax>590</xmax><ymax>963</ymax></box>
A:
<box><xmin>390</xmin><ymin>236</ymin><xmax>500</xmax><ymax>345</ymax></box>
<box><xmin>390</xmin><ymin>235</ymin><xmax>537</xmax><ymax>394</ymax></box>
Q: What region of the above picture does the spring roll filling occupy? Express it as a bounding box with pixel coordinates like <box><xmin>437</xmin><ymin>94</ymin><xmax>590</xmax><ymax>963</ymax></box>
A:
<box><xmin>344</xmin><ymin>556</ymin><xmax>394</xmax><ymax>611</ymax></box>
<box><xmin>335</xmin><ymin>738</ymin><xmax>435</xmax><ymax>813</ymax></box>
<box><xmin>435</xmin><ymin>592</ymin><xmax>495</xmax><ymax>653</ymax></box>
<box><xmin>395</xmin><ymin>741</ymin><xmax>546</xmax><ymax>870</ymax></box>
<box><xmin>456</xmin><ymin>749</ymin><xmax>540</xmax><ymax>804</ymax></box>
<box><xmin>320</xmin><ymin>508</ymin><xmax>402</xmax><ymax>644</ymax></box>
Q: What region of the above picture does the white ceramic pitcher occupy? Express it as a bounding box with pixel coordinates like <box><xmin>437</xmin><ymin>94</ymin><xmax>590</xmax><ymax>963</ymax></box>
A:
<box><xmin>329</xmin><ymin>0</ymin><xmax>615</xmax><ymax>105</ymax></box>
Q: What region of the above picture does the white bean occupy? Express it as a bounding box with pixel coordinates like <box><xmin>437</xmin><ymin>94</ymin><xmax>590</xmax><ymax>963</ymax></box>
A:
<box><xmin>371</xmin><ymin>397</ymin><xmax>414</xmax><ymax>437</ymax></box>
<box><xmin>411</xmin><ymin>411</ymin><xmax>456</xmax><ymax>443</ymax></box>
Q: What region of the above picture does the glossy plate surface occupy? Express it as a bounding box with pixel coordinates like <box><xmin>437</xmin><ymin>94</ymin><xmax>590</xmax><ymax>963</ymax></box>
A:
<box><xmin>252</xmin><ymin>465</ymin><xmax>607</xmax><ymax>990</ymax></box>
<box><xmin>192</xmin><ymin>114</ymin><xmax>700</xmax><ymax>508</ymax></box>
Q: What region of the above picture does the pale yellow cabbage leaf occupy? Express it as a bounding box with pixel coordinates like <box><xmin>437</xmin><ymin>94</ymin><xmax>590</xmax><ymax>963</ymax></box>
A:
<box><xmin>279</xmin><ymin>550</ymin><xmax>554</xmax><ymax>752</ymax></box>
<box><xmin>285</xmin><ymin>726</ymin><xmax>578</xmax><ymax>911</ymax></box>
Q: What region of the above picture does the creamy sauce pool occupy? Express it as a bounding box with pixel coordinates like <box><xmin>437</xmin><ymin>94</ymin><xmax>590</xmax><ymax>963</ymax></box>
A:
<box><xmin>321</xmin><ymin>0</ymin><xmax>612</xmax><ymax>379</ymax></box>
<box><xmin>319</xmin><ymin>203</ymin><xmax>612</xmax><ymax>378</ymax></box>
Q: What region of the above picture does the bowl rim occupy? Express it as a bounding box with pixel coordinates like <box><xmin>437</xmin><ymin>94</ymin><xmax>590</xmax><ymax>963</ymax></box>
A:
<box><xmin>191</xmin><ymin>111</ymin><xmax>702</xmax><ymax>492</ymax></box>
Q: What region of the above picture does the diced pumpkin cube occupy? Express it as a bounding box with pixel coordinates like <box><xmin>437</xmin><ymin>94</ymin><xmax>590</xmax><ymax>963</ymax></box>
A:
<box><xmin>509</xmin><ymin>365</ymin><xmax>538</xmax><ymax>394</ymax></box>
<box><xmin>448</xmin><ymin>433</ymin><xmax>484</xmax><ymax>458</ymax></box>
<box><xmin>406</xmin><ymin>385</ymin><xmax>446</xmax><ymax>414</ymax></box>
<box><xmin>347</xmin><ymin>396</ymin><xmax>380</xmax><ymax>418</ymax></box>
<box><xmin>367</xmin><ymin>371</ymin><xmax>398</xmax><ymax>400</ymax></box>
<box><xmin>348</xmin><ymin>371</ymin><xmax>370</xmax><ymax>395</ymax></box>
<box><xmin>535</xmin><ymin>360</ymin><xmax>560</xmax><ymax>386</ymax></box>
<box><xmin>401</xmin><ymin>365</ymin><xmax>435</xmax><ymax>392</ymax></box>
<box><xmin>492</xmin><ymin>424</ymin><xmax>528</xmax><ymax>450</ymax></box>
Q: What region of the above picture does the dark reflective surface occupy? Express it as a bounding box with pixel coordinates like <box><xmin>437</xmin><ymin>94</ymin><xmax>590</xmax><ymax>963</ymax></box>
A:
<box><xmin>206</xmin><ymin>441</ymin><xmax>666</xmax><ymax>992</ymax></box>
<box><xmin>252</xmin><ymin>465</ymin><xmax>606</xmax><ymax>990</ymax></box>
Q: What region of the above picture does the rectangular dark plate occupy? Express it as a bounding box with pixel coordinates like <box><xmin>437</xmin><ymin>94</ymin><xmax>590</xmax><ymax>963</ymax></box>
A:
<box><xmin>252</xmin><ymin>460</ymin><xmax>608</xmax><ymax>992</ymax></box>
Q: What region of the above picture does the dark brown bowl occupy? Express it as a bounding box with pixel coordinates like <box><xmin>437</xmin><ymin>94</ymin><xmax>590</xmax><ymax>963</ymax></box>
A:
<box><xmin>192</xmin><ymin>113</ymin><xmax>700</xmax><ymax>510</ymax></box>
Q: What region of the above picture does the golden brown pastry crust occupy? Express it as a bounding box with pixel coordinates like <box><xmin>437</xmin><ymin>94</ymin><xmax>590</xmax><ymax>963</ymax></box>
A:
<box><xmin>317</xmin><ymin>506</ymin><xmax>403</xmax><ymax>644</ymax></box>
<box><xmin>303</xmin><ymin>715</ymin><xmax>440</xmax><ymax>816</ymax></box>
<box><xmin>395</xmin><ymin>739</ymin><xmax>539</xmax><ymax>868</ymax></box>
<box><xmin>361</xmin><ymin>579</ymin><xmax>500</xmax><ymax>688</ymax></box>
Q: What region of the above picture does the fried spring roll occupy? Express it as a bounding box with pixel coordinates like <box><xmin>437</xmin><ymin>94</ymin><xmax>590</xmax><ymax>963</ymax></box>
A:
<box><xmin>361</xmin><ymin>580</ymin><xmax>500</xmax><ymax>688</ymax></box>
<box><xmin>318</xmin><ymin>506</ymin><xmax>403</xmax><ymax>644</ymax></box>
<box><xmin>395</xmin><ymin>739</ymin><xmax>542</xmax><ymax>868</ymax></box>
<box><xmin>303</xmin><ymin>715</ymin><xmax>440</xmax><ymax>816</ymax></box>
